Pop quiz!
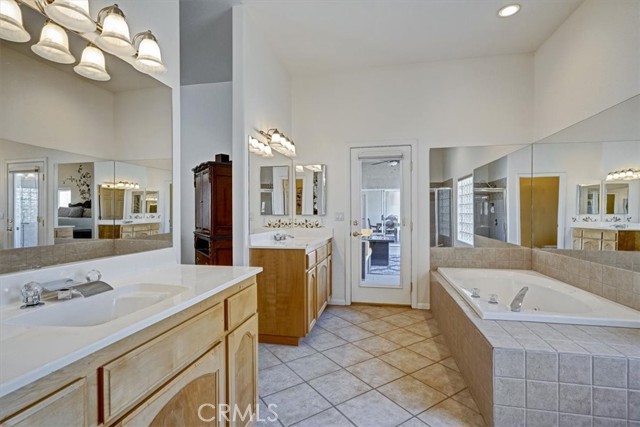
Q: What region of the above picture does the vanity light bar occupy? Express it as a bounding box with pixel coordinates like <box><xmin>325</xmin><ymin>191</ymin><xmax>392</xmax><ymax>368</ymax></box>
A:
<box><xmin>258</xmin><ymin>128</ymin><xmax>296</xmax><ymax>158</ymax></box>
<box><xmin>606</xmin><ymin>168</ymin><xmax>640</xmax><ymax>181</ymax></box>
<box><xmin>248</xmin><ymin>136</ymin><xmax>273</xmax><ymax>158</ymax></box>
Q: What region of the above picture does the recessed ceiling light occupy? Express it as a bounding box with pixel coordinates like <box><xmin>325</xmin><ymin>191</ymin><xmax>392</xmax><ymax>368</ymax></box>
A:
<box><xmin>497</xmin><ymin>4</ymin><xmax>521</xmax><ymax>18</ymax></box>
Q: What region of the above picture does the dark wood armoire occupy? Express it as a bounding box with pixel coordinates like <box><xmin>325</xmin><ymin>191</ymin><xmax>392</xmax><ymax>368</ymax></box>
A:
<box><xmin>193</xmin><ymin>157</ymin><xmax>233</xmax><ymax>265</ymax></box>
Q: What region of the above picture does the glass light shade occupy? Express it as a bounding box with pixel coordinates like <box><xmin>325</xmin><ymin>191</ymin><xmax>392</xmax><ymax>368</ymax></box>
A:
<box><xmin>44</xmin><ymin>0</ymin><xmax>95</xmax><ymax>33</ymax></box>
<box><xmin>0</xmin><ymin>0</ymin><xmax>30</xmax><ymax>42</ymax></box>
<box><xmin>95</xmin><ymin>8</ymin><xmax>135</xmax><ymax>56</ymax></box>
<box><xmin>261</xmin><ymin>144</ymin><xmax>273</xmax><ymax>158</ymax></box>
<box><xmin>133</xmin><ymin>35</ymin><xmax>166</xmax><ymax>74</ymax></box>
<box><xmin>498</xmin><ymin>4</ymin><xmax>520</xmax><ymax>17</ymax></box>
<box><xmin>31</xmin><ymin>21</ymin><xmax>75</xmax><ymax>64</ymax></box>
<box><xmin>73</xmin><ymin>45</ymin><xmax>110</xmax><ymax>81</ymax></box>
<box><xmin>270</xmin><ymin>130</ymin><xmax>281</xmax><ymax>143</ymax></box>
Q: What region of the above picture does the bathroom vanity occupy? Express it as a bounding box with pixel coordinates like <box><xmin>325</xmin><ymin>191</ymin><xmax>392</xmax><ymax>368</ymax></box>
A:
<box><xmin>250</xmin><ymin>232</ymin><xmax>332</xmax><ymax>345</ymax></box>
<box><xmin>571</xmin><ymin>225</ymin><xmax>640</xmax><ymax>251</ymax></box>
<box><xmin>0</xmin><ymin>265</ymin><xmax>260</xmax><ymax>427</ymax></box>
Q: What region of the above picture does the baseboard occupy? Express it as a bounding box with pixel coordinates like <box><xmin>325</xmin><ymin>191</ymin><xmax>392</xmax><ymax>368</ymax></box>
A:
<box><xmin>328</xmin><ymin>299</ymin><xmax>347</xmax><ymax>305</ymax></box>
<box><xmin>415</xmin><ymin>302</ymin><xmax>430</xmax><ymax>310</ymax></box>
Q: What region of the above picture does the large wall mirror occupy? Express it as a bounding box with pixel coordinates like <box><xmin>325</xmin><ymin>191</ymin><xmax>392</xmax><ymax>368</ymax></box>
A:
<box><xmin>0</xmin><ymin>4</ymin><xmax>172</xmax><ymax>273</ymax></box>
<box><xmin>429</xmin><ymin>145</ymin><xmax>532</xmax><ymax>248</ymax></box>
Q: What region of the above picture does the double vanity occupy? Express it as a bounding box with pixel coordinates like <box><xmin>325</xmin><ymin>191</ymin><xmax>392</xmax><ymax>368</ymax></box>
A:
<box><xmin>0</xmin><ymin>257</ymin><xmax>261</xmax><ymax>427</ymax></box>
<box><xmin>250</xmin><ymin>231</ymin><xmax>333</xmax><ymax>345</ymax></box>
<box><xmin>571</xmin><ymin>224</ymin><xmax>640</xmax><ymax>251</ymax></box>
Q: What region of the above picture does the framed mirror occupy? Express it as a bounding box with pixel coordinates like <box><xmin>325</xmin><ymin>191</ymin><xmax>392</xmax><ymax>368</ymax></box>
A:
<box><xmin>294</xmin><ymin>164</ymin><xmax>327</xmax><ymax>216</ymax></box>
<box><xmin>259</xmin><ymin>165</ymin><xmax>290</xmax><ymax>216</ymax></box>
<box><xmin>576</xmin><ymin>184</ymin><xmax>601</xmax><ymax>215</ymax></box>
<box><xmin>131</xmin><ymin>190</ymin><xmax>145</xmax><ymax>215</ymax></box>
<box><xmin>604</xmin><ymin>182</ymin><xmax>629</xmax><ymax>215</ymax></box>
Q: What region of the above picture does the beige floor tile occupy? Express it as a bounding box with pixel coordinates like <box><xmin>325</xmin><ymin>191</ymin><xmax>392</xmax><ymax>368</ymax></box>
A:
<box><xmin>358</xmin><ymin>319</ymin><xmax>399</xmax><ymax>334</ymax></box>
<box><xmin>381</xmin><ymin>313</ymin><xmax>422</xmax><ymax>327</ymax></box>
<box><xmin>286</xmin><ymin>352</ymin><xmax>341</xmax><ymax>381</ymax></box>
<box><xmin>404</xmin><ymin>320</ymin><xmax>441</xmax><ymax>338</ymax></box>
<box><xmin>439</xmin><ymin>357</ymin><xmax>460</xmax><ymax>373</ymax></box>
<box><xmin>403</xmin><ymin>310</ymin><xmax>434</xmax><ymax>321</ymax></box>
<box><xmin>398</xmin><ymin>418</ymin><xmax>429</xmax><ymax>427</ymax></box>
<box><xmin>337</xmin><ymin>390</ymin><xmax>412</xmax><ymax>427</ymax></box>
<box><xmin>352</xmin><ymin>335</ymin><xmax>402</xmax><ymax>356</ymax></box>
<box><xmin>382</xmin><ymin>306</ymin><xmax>414</xmax><ymax>314</ymax></box>
<box><xmin>407</xmin><ymin>338</ymin><xmax>451</xmax><ymax>361</ymax></box>
<box><xmin>450</xmin><ymin>388</ymin><xmax>480</xmax><ymax>412</ymax></box>
<box><xmin>263</xmin><ymin>383</ymin><xmax>331</xmax><ymax>427</ymax></box>
<box><xmin>412</xmin><ymin>364</ymin><xmax>467</xmax><ymax>396</ymax></box>
<box><xmin>378</xmin><ymin>376</ymin><xmax>447</xmax><ymax>415</ymax></box>
<box><xmin>260</xmin><ymin>350</ymin><xmax>282</xmax><ymax>371</ymax></box>
<box><xmin>322</xmin><ymin>343</ymin><xmax>374</xmax><ymax>367</ymax></box>
<box><xmin>332</xmin><ymin>325</ymin><xmax>374</xmax><ymax>342</ymax></box>
<box><xmin>316</xmin><ymin>314</ymin><xmax>353</xmax><ymax>332</ymax></box>
<box><xmin>291</xmin><ymin>408</ymin><xmax>354</xmax><ymax>427</ymax></box>
<box><xmin>269</xmin><ymin>343</ymin><xmax>317</xmax><ymax>362</ymax></box>
<box><xmin>302</xmin><ymin>330</ymin><xmax>347</xmax><ymax>351</ymax></box>
<box><xmin>346</xmin><ymin>358</ymin><xmax>405</xmax><ymax>388</ymax></box>
<box><xmin>330</xmin><ymin>309</ymin><xmax>376</xmax><ymax>324</ymax></box>
<box><xmin>379</xmin><ymin>348</ymin><xmax>435</xmax><ymax>373</ymax></box>
<box><xmin>307</xmin><ymin>369</ymin><xmax>371</xmax><ymax>405</ymax></box>
<box><xmin>259</xmin><ymin>364</ymin><xmax>304</xmax><ymax>397</ymax></box>
<box><xmin>379</xmin><ymin>329</ymin><xmax>426</xmax><ymax>347</ymax></box>
<box><xmin>417</xmin><ymin>398</ymin><xmax>486</xmax><ymax>427</ymax></box>
<box><xmin>353</xmin><ymin>305</ymin><xmax>396</xmax><ymax>318</ymax></box>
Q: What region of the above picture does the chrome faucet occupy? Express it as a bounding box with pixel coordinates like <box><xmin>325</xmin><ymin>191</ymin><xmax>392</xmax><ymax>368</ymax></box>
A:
<box><xmin>20</xmin><ymin>281</ymin><xmax>44</xmax><ymax>308</ymax></box>
<box><xmin>510</xmin><ymin>287</ymin><xmax>529</xmax><ymax>312</ymax></box>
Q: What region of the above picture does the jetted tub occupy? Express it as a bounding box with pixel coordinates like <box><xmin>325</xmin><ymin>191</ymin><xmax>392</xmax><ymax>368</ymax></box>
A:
<box><xmin>438</xmin><ymin>268</ymin><xmax>640</xmax><ymax>328</ymax></box>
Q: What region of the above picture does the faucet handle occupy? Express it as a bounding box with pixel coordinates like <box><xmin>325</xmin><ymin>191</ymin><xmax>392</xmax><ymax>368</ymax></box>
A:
<box><xmin>21</xmin><ymin>281</ymin><xmax>44</xmax><ymax>308</ymax></box>
<box><xmin>86</xmin><ymin>269</ymin><xmax>102</xmax><ymax>282</ymax></box>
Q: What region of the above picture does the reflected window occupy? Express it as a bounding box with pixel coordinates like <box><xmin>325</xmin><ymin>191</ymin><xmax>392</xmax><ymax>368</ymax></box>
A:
<box><xmin>58</xmin><ymin>188</ymin><xmax>71</xmax><ymax>208</ymax></box>
<box><xmin>457</xmin><ymin>175</ymin><xmax>473</xmax><ymax>245</ymax></box>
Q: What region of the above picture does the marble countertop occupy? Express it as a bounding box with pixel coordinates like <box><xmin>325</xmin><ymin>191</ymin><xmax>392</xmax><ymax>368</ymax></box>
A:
<box><xmin>0</xmin><ymin>265</ymin><xmax>261</xmax><ymax>398</ymax></box>
<box><xmin>249</xmin><ymin>231</ymin><xmax>332</xmax><ymax>251</ymax></box>
<box><xmin>572</xmin><ymin>222</ymin><xmax>640</xmax><ymax>230</ymax></box>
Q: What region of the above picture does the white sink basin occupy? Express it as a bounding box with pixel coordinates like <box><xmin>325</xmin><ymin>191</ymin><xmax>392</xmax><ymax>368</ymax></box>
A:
<box><xmin>5</xmin><ymin>284</ymin><xmax>187</xmax><ymax>327</ymax></box>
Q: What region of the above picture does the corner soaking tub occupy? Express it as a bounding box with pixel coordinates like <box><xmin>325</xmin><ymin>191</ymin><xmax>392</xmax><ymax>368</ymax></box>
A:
<box><xmin>437</xmin><ymin>268</ymin><xmax>640</xmax><ymax>328</ymax></box>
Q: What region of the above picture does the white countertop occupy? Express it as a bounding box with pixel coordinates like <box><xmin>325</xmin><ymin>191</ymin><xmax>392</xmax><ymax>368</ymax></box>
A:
<box><xmin>572</xmin><ymin>222</ymin><xmax>640</xmax><ymax>230</ymax></box>
<box><xmin>0</xmin><ymin>265</ymin><xmax>261</xmax><ymax>398</ymax></box>
<box><xmin>249</xmin><ymin>230</ymin><xmax>332</xmax><ymax>251</ymax></box>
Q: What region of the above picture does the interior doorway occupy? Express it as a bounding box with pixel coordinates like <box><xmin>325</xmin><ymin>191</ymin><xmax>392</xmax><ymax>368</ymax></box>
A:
<box><xmin>520</xmin><ymin>175</ymin><xmax>560</xmax><ymax>248</ymax></box>
<box><xmin>6</xmin><ymin>161</ymin><xmax>46</xmax><ymax>248</ymax></box>
<box><xmin>350</xmin><ymin>146</ymin><xmax>412</xmax><ymax>305</ymax></box>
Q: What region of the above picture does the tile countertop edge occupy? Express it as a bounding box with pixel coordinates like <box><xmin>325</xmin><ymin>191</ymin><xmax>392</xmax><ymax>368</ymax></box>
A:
<box><xmin>0</xmin><ymin>265</ymin><xmax>262</xmax><ymax>399</ymax></box>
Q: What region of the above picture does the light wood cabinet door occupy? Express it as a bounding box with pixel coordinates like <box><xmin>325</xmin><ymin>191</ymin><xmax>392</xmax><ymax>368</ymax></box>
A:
<box><xmin>306</xmin><ymin>267</ymin><xmax>317</xmax><ymax>333</ymax></box>
<box><xmin>572</xmin><ymin>238</ymin><xmax>582</xmax><ymax>250</ymax></box>
<box><xmin>327</xmin><ymin>254</ymin><xmax>333</xmax><ymax>299</ymax></box>
<box><xmin>227</xmin><ymin>314</ymin><xmax>258</xmax><ymax>427</ymax></box>
<box><xmin>582</xmin><ymin>238</ymin><xmax>601</xmax><ymax>250</ymax></box>
<box><xmin>118</xmin><ymin>343</ymin><xmax>226</xmax><ymax>427</ymax></box>
<box><xmin>602</xmin><ymin>240</ymin><xmax>617</xmax><ymax>251</ymax></box>
<box><xmin>316</xmin><ymin>258</ymin><xmax>328</xmax><ymax>317</ymax></box>
<box><xmin>3</xmin><ymin>379</ymin><xmax>90</xmax><ymax>427</ymax></box>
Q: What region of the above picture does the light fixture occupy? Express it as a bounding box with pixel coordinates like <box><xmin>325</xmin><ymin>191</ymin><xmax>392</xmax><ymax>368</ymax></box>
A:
<box><xmin>0</xmin><ymin>0</ymin><xmax>30</xmax><ymax>42</ymax></box>
<box><xmin>73</xmin><ymin>44</ymin><xmax>110</xmax><ymax>81</ymax></box>
<box><xmin>42</xmin><ymin>0</ymin><xmax>95</xmax><ymax>33</ymax></box>
<box><xmin>31</xmin><ymin>20</ymin><xmax>75</xmax><ymax>64</ymax></box>
<box><xmin>132</xmin><ymin>30</ymin><xmax>166</xmax><ymax>74</ymax></box>
<box><xmin>259</xmin><ymin>128</ymin><xmax>296</xmax><ymax>158</ymax></box>
<box><xmin>497</xmin><ymin>4</ymin><xmax>520</xmax><ymax>18</ymax></box>
<box><xmin>95</xmin><ymin>4</ymin><xmax>135</xmax><ymax>57</ymax></box>
<box><xmin>606</xmin><ymin>168</ymin><xmax>640</xmax><ymax>181</ymax></box>
<box><xmin>248</xmin><ymin>136</ymin><xmax>273</xmax><ymax>158</ymax></box>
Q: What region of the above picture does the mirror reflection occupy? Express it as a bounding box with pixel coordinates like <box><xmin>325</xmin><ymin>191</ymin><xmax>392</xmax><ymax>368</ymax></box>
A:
<box><xmin>260</xmin><ymin>165</ymin><xmax>290</xmax><ymax>216</ymax></box>
<box><xmin>294</xmin><ymin>164</ymin><xmax>327</xmax><ymax>216</ymax></box>
<box><xmin>604</xmin><ymin>183</ymin><xmax>629</xmax><ymax>215</ymax></box>
<box><xmin>577</xmin><ymin>184</ymin><xmax>601</xmax><ymax>215</ymax></box>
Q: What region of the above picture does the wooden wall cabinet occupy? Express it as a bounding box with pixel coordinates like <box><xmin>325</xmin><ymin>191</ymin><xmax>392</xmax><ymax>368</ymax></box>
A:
<box><xmin>0</xmin><ymin>278</ymin><xmax>258</xmax><ymax>427</ymax></box>
<box><xmin>251</xmin><ymin>239</ymin><xmax>332</xmax><ymax>345</ymax></box>
<box><xmin>193</xmin><ymin>160</ymin><xmax>233</xmax><ymax>265</ymax></box>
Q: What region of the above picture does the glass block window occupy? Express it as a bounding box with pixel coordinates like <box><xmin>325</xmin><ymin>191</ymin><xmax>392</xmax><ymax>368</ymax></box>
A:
<box><xmin>457</xmin><ymin>175</ymin><xmax>474</xmax><ymax>245</ymax></box>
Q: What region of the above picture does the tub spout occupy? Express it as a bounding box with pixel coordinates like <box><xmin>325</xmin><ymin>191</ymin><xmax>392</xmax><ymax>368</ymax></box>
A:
<box><xmin>510</xmin><ymin>286</ymin><xmax>529</xmax><ymax>312</ymax></box>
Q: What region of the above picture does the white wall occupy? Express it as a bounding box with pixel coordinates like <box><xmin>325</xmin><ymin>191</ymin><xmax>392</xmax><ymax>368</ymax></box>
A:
<box><xmin>233</xmin><ymin>6</ymin><xmax>293</xmax><ymax>265</ymax></box>
<box><xmin>180</xmin><ymin>81</ymin><xmax>233</xmax><ymax>264</ymax></box>
<box><xmin>292</xmin><ymin>54</ymin><xmax>534</xmax><ymax>307</ymax></box>
<box><xmin>534</xmin><ymin>0</ymin><xmax>640</xmax><ymax>140</ymax></box>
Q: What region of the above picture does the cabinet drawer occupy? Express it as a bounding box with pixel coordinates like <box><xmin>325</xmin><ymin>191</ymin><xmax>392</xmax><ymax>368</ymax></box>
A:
<box><xmin>100</xmin><ymin>304</ymin><xmax>224</xmax><ymax>421</ymax></box>
<box><xmin>602</xmin><ymin>231</ymin><xmax>617</xmax><ymax>241</ymax></box>
<box><xmin>582</xmin><ymin>230</ymin><xmax>602</xmax><ymax>239</ymax></box>
<box><xmin>572</xmin><ymin>229</ymin><xmax>583</xmax><ymax>238</ymax></box>
<box><xmin>316</xmin><ymin>245</ymin><xmax>328</xmax><ymax>262</ymax></box>
<box><xmin>226</xmin><ymin>284</ymin><xmax>257</xmax><ymax>331</ymax></box>
<box><xmin>306</xmin><ymin>251</ymin><xmax>317</xmax><ymax>269</ymax></box>
<box><xmin>3</xmin><ymin>379</ymin><xmax>89</xmax><ymax>427</ymax></box>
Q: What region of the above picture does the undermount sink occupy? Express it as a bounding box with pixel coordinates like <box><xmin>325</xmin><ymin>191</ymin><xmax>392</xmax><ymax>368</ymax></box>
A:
<box><xmin>5</xmin><ymin>283</ymin><xmax>187</xmax><ymax>327</ymax></box>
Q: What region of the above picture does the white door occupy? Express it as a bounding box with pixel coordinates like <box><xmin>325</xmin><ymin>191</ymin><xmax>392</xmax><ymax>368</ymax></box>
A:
<box><xmin>6</xmin><ymin>161</ymin><xmax>46</xmax><ymax>248</ymax></box>
<box><xmin>350</xmin><ymin>146</ymin><xmax>412</xmax><ymax>305</ymax></box>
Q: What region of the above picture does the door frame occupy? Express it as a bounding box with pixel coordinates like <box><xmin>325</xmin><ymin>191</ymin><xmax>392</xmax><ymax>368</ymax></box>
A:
<box><xmin>345</xmin><ymin>140</ymin><xmax>418</xmax><ymax>308</ymax></box>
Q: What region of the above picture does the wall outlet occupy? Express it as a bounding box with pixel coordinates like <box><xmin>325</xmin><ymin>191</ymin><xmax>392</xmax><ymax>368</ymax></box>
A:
<box><xmin>334</xmin><ymin>212</ymin><xmax>345</xmax><ymax>221</ymax></box>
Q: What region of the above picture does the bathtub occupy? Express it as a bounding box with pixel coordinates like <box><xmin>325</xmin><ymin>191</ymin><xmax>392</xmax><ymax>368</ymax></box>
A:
<box><xmin>437</xmin><ymin>268</ymin><xmax>640</xmax><ymax>328</ymax></box>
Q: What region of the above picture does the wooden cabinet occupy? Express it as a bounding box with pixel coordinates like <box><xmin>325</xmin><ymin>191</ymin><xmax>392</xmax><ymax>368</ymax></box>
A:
<box><xmin>193</xmin><ymin>160</ymin><xmax>232</xmax><ymax>265</ymax></box>
<box><xmin>0</xmin><ymin>278</ymin><xmax>258</xmax><ymax>427</ymax></box>
<box><xmin>99</xmin><ymin>223</ymin><xmax>160</xmax><ymax>239</ymax></box>
<box><xmin>227</xmin><ymin>314</ymin><xmax>258</xmax><ymax>427</ymax></box>
<box><xmin>571</xmin><ymin>227</ymin><xmax>640</xmax><ymax>251</ymax></box>
<box><xmin>251</xmin><ymin>239</ymin><xmax>332</xmax><ymax>345</ymax></box>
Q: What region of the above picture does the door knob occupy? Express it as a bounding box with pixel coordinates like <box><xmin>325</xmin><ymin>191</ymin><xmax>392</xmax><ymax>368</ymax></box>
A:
<box><xmin>352</xmin><ymin>231</ymin><xmax>361</xmax><ymax>237</ymax></box>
